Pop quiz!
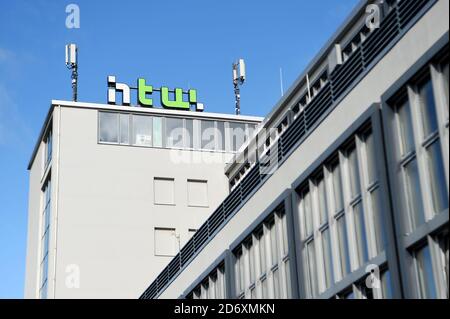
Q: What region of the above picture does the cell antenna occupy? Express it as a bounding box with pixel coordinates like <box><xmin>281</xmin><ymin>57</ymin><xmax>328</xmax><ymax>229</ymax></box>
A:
<box><xmin>65</xmin><ymin>44</ymin><xmax>78</xmax><ymax>102</ymax></box>
<box><xmin>232</xmin><ymin>59</ymin><xmax>246</xmax><ymax>115</ymax></box>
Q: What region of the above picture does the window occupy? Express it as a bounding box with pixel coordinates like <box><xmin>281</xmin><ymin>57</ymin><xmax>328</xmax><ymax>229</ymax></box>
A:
<box><xmin>153</xmin><ymin>177</ymin><xmax>175</xmax><ymax>205</ymax></box>
<box><xmin>321</xmin><ymin>228</ymin><xmax>334</xmax><ymax>289</ymax></box>
<box><xmin>442</xmin><ymin>62</ymin><xmax>449</xmax><ymax>114</ymax></box>
<box><xmin>44</xmin><ymin>129</ymin><xmax>52</xmax><ymax>168</ymax></box>
<box><xmin>413</xmin><ymin>244</ymin><xmax>437</xmax><ymax>299</ymax></box>
<box><xmin>381</xmin><ymin>270</ymin><xmax>393</xmax><ymax>299</ymax></box>
<box><xmin>396</xmin><ymin>98</ymin><xmax>415</xmax><ymax>156</ymax></box>
<box><xmin>152</xmin><ymin>117</ymin><xmax>162</xmax><ymax>147</ymax></box>
<box><xmin>392</xmin><ymin>72</ymin><xmax>448</xmax><ymax>232</ymax></box>
<box><xmin>187</xmin><ymin>180</ymin><xmax>208</xmax><ymax>207</ymax></box>
<box><xmin>185</xmin><ymin>119</ymin><xmax>194</xmax><ymax>149</ymax></box>
<box><xmin>426</xmin><ymin>141</ymin><xmax>448</xmax><ymax>215</ymax></box>
<box><xmin>165</xmin><ymin>117</ymin><xmax>184</xmax><ymax>148</ymax></box>
<box><xmin>404</xmin><ymin>158</ymin><xmax>425</xmax><ymax>230</ymax></box>
<box><xmin>353</xmin><ymin>201</ymin><xmax>369</xmax><ymax>265</ymax></box>
<box><xmin>154</xmin><ymin>228</ymin><xmax>178</xmax><ymax>257</ymax></box>
<box><xmin>418</xmin><ymin>77</ymin><xmax>439</xmax><ymax>138</ymax></box>
<box><xmin>233</xmin><ymin>207</ymin><xmax>291</xmax><ymax>299</ymax></box>
<box><xmin>229</xmin><ymin>122</ymin><xmax>246</xmax><ymax>152</ymax></box>
<box><xmin>99</xmin><ymin>112</ymin><xmax>119</xmax><ymax>143</ymax></box>
<box><xmin>186</xmin><ymin>264</ymin><xmax>226</xmax><ymax>299</ymax></box>
<box><xmin>201</xmin><ymin>120</ymin><xmax>215</xmax><ymax>150</ymax></box>
<box><xmin>346</xmin><ymin>145</ymin><xmax>361</xmax><ymax>199</ymax></box>
<box><xmin>316</xmin><ymin>176</ymin><xmax>328</xmax><ymax>225</ymax></box>
<box><xmin>331</xmin><ymin>162</ymin><xmax>344</xmax><ymax>213</ymax></box>
<box><xmin>40</xmin><ymin>179</ymin><xmax>51</xmax><ymax>299</ymax></box>
<box><xmin>386</xmin><ymin>60</ymin><xmax>449</xmax><ymax>299</ymax></box>
<box><xmin>132</xmin><ymin>115</ymin><xmax>153</xmax><ymax>146</ymax></box>
<box><xmin>216</xmin><ymin>121</ymin><xmax>226</xmax><ymax>151</ymax></box>
<box><xmin>306</xmin><ymin>240</ymin><xmax>318</xmax><ymax>297</ymax></box>
<box><xmin>437</xmin><ymin>232</ymin><xmax>449</xmax><ymax>298</ymax></box>
<box><xmin>336</xmin><ymin>215</ymin><xmax>351</xmax><ymax>277</ymax></box>
<box><xmin>118</xmin><ymin>114</ymin><xmax>129</xmax><ymax>144</ymax></box>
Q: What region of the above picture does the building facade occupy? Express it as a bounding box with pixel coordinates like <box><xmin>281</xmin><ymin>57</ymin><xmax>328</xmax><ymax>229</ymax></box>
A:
<box><xmin>141</xmin><ymin>0</ymin><xmax>449</xmax><ymax>299</ymax></box>
<box><xmin>25</xmin><ymin>101</ymin><xmax>262</xmax><ymax>298</ymax></box>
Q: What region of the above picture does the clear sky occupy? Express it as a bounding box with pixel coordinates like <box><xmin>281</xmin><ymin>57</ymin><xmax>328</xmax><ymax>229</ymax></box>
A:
<box><xmin>0</xmin><ymin>0</ymin><xmax>359</xmax><ymax>298</ymax></box>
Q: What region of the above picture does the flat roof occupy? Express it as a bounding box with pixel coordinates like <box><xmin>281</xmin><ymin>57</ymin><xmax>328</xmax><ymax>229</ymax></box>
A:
<box><xmin>27</xmin><ymin>100</ymin><xmax>263</xmax><ymax>170</ymax></box>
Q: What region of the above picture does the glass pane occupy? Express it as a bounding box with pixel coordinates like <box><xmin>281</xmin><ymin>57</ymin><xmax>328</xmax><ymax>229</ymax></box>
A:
<box><xmin>281</xmin><ymin>214</ymin><xmax>289</xmax><ymax>256</ymax></box>
<box><xmin>438</xmin><ymin>233</ymin><xmax>449</xmax><ymax>298</ymax></box>
<box><xmin>337</xmin><ymin>216</ymin><xmax>351</xmax><ymax>276</ymax></box>
<box><xmin>418</xmin><ymin>77</ymin><xmax>439</xmax><ymax>137</ymax></box>
<box><xmin>165</xmin><ymin>117</ymin><xmax>183</xmax><ymax>148</ymax></box>
<box><xmin>404</xmin><ymin>158</ymin><xmax>425</xmax><ymax>231</ymax></box>
<box><xmin>364</xmin><ymin>132</ymin><xmax>378</xmax><ymax>184</ymax></box>
<box><xmin>396</xmin><ymin>99</ymin><xmax>415</xmax><ymax>156</ymax></box>
<box><xmin>273</xmin><ymin>268</ymin><xmax>280</xmax><ymax>299</ymax></box>
<box><xmin>331</xmin><ymin>162</ymin><xmax>344</xmax><ymax>212</ymax></box>
<box><xmin>239</xmin><ymin>252</ymin><xmax>245</xmax><ymax>293</ymax></box>
<box><xmin>443</xmin><ymin>63</ymin><xmax>449</xmax><ymax>114</ymax></box>
<box><xmin>235</xmin><ymin>251</ymin><xmax>243</xmax><ymax>294</ymax></box>
<box><xmin>229</xmin><ymin>122</ymin><xmax>246</xmax><ymax>152</ymax></box>
<box><xmin>119</xmin><ymin>114</ymin><xmax>129</xmax><ymax>144</ymax></box>
<box><xmin>132</xmin><ymin>115</ymin><xmax>152</xmax><ymax>146</ymax></box>
<box><xmin>216</xmin><ymin>121</ymin><xmax>225</xmax><ymax>151</ymax></box>
<box><xmin>45</xmin><ymin>131</ymin><xmax>52</xmax><ymax>166</ymax></box>
<box><xmin>317</xmin><ymin>177</ymin><xmax>328</xmax><ymax>225</ymax></box>
<box><xmin>258</xmin><ymin>231</ymin><xmax>266</xmax><ymax>274</ymax></box>
<box><xmin>426</xmin><ymin>141</ymin><xmax>448</xmax><ymax>215</ymax></box>
<box><xmin>370</xmin><ymin>188</ymin><xmax>386</xmax><ymax>254</ymax></box>
<box><xmin>322</xmin><ymin>228</ymin><xmax>334</xmax><ymax>289</ymax></box>
<box><xmin>302</xmin><ymin>190</ymin><xmax>313</xmax><ymax>237</ymax></box>
<box><xmin>261</xmin><ymin>278</ymin><xmax>267</xmax><ymax>298</ymax></box>
<box><xmin>347</xmin><ymin>146</ymin><xmax>361</xmax><ymax>198</ymax></box>
<box><xmin>415</xmin><ymin>245</ymin><xmax>437</xmax><ymax>299</ymax></box>
<box><xmin>152</xmin><ymin>117</ymin><xmax>162</xmax><ymax>147</ymax></box>
<box><xmin>284</xmin><ymin>259</ymin><xmax>292</xmax><ymax>298</ymax></box>
<box><xmin>185</xmin><ymin>119</ymin><xmax>194</xmax><ymax>149</ymax></box>
<box><xmin>354</xmin><ymin>201</ymin><xmax>369</xmax><ymax>265</ymax></box>
<box><xmin>99</xmin><ymin>112</ymin><xmax>118</xmax><ymax>143</ymax></box>
<box><xmin>201</xmin><ymin>120</ymin><xmax>215</xmax><ymax>150</ymax></box>
<box><xmin>306</xmin><ymin>241</ymin><xmax>318</xmax><ymax>297</ymax></box>
<box><xmin>269</xmin><ymin>221</ymin><xmax>278</xmax><ymax>266</ymax></box>
<box><xmin>381</xmin><ymin>270</ymin><xmax>393</xmax><ymax>299</ymax></box>
<box><xmin>248</xmin><ymin>243</ymin><xmax>255</xmax><ymax>284</ymax></box>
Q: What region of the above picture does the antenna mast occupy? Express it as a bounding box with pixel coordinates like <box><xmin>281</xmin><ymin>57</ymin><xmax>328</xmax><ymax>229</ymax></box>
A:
<box><xmin>232</xmin><ymin>59</ymin><xmax>246</xmax><ymax>115</ymax></box>
<box><xmin>65</xmin><ymin>44</ymin><xmax>78</xmax><ymax>102</ymax></box>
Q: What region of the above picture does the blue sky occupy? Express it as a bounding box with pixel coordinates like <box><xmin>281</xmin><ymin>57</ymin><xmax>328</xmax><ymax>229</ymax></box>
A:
<box><xmin>0</xmin><ymin>0</ymin><xmax>359</xmax><ymax>298</ymax></box>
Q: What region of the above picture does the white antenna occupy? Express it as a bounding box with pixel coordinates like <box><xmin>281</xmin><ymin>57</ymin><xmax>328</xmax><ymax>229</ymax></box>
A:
<box><xmin>232</xmin><ymin>58</ymin><xmax>246</xmax><ymax>115</ymax></box>
<box><xmin>279</xmin><ymin>67</ymin><xmax>284</xmax><ymax>96</ymax></box>
<box><xmin>65</xmin><ymin>44</ymin><xmax>78</xmax><ymax>102</ymax></box>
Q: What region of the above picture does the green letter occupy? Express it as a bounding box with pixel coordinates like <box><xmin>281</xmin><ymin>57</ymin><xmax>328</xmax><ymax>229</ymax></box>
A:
<box><xmin>138</xmin><ymin>78</ymin><xmax>153</xmax><ymax>107</ymax></box>
<box><xmin>161</xmin><ymin>87</ymin><xmax>190</xmax><ymax>110</ymax></box>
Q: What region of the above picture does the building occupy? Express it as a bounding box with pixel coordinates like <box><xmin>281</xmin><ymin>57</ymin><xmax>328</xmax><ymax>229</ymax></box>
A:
<box><xmin>24</xmin><ymin>99</ymin><xmax>262</xmax><ymax>298</ymax></box>
<box><xmin>140</xmin><ymin>0</ymin><xmax>449</xmax><ymax>299</ymax></box>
